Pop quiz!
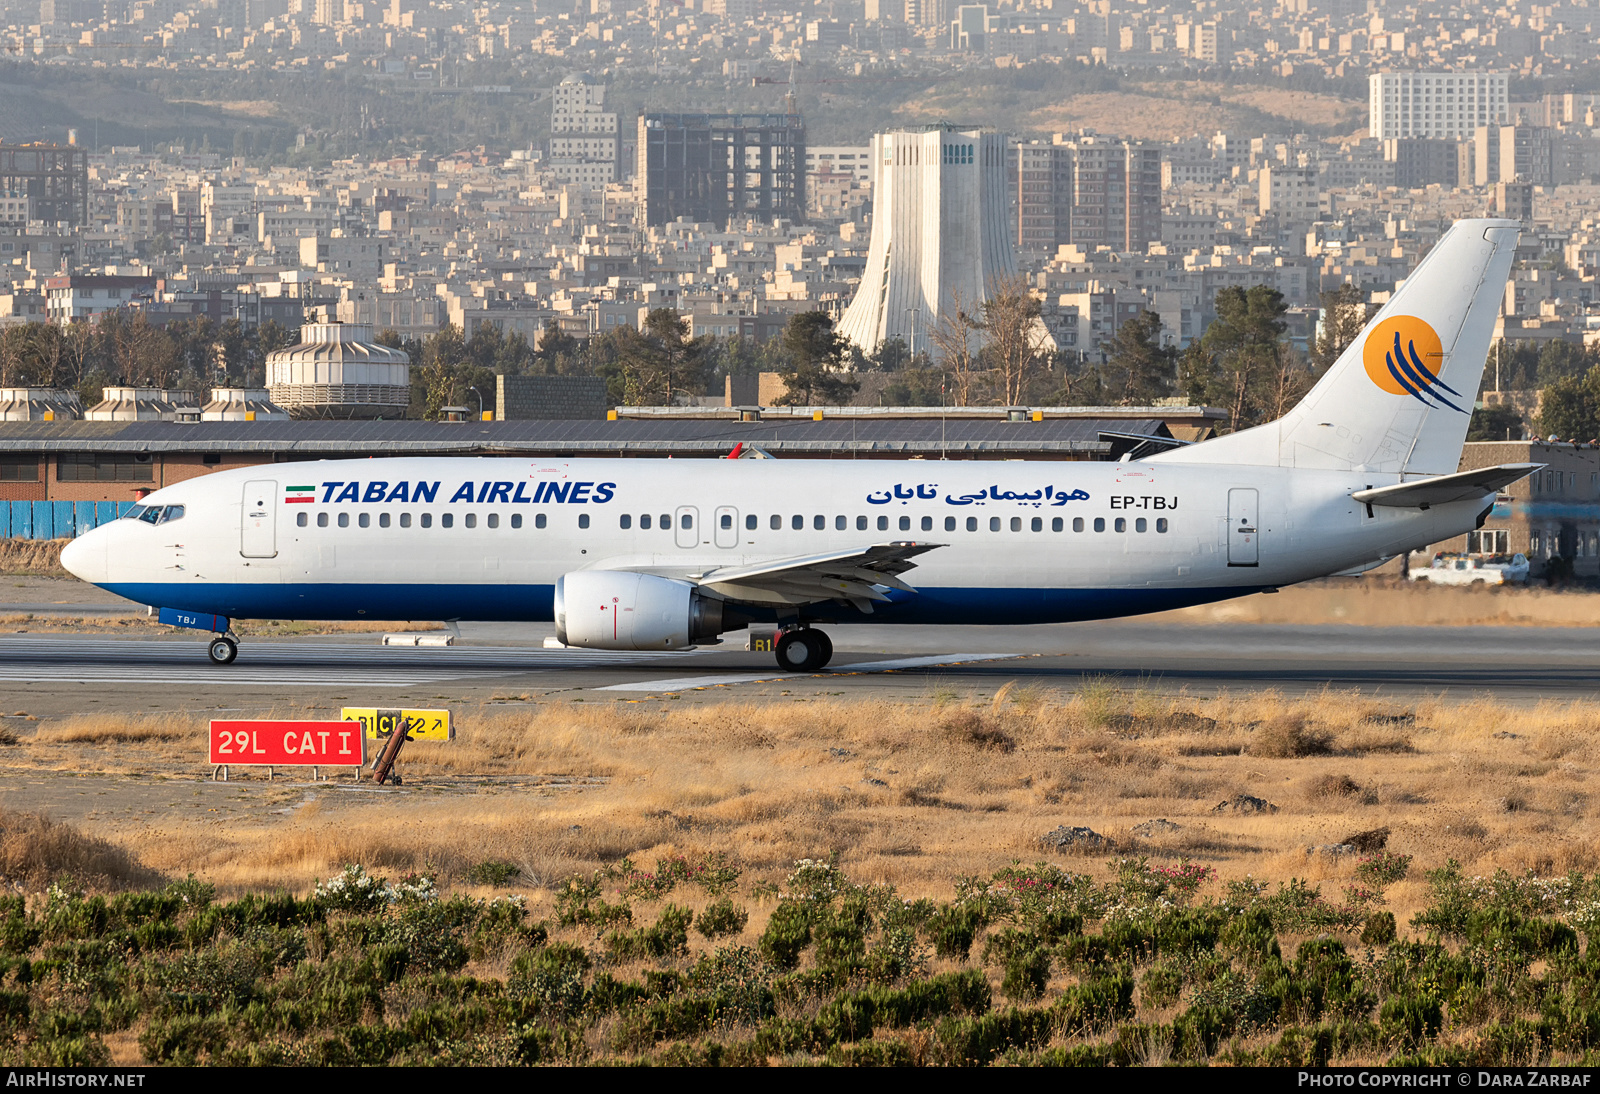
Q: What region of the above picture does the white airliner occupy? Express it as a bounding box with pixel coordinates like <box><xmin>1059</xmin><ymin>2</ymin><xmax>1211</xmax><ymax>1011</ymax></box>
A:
<box><xmin>61</xmin><ymin>218</ymin><xmax>1535</xmax><ymax>672</ymax></box>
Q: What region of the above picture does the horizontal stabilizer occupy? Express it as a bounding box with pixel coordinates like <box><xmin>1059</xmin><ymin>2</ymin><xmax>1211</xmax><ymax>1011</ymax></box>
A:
<box><xmin>1350</xmin><ymin>463</ymin><xmax>1541</xmax><ymax>509</ymax></box>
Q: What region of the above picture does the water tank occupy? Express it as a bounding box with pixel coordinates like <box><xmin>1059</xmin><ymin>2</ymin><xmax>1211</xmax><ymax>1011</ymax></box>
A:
<box><xmin>85</xmin><ymin>387</ymin><xmax>198</xmax><ymax>422</ymax></box>
<box><xmin>201</xmin><ymin>388</ymin><xmax>290</xmax><ymax>421</ymax></box>
<box><xmin>265</xmin><ymin>322</ymin><xmax>411</xmax><ymax>419</ymax></box>
<box><xmin>0</xmin><ymin>387</ymin><xmax>82</xmax><ymax>421</ymax></box>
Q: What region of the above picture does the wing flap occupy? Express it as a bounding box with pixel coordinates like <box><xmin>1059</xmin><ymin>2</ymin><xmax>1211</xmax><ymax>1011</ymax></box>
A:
<box><xmin>1351</xmin><ymin>463</ymin><xmax>1541</xmax><ymax>509</ymax></box>
<box><xmin>692</xmin><ymin>541</ymin><xmax>945</xmax><ymax>608</ymax></box>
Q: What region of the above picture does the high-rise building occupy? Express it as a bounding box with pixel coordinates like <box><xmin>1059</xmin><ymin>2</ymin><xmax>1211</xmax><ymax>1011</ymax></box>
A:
<box><xmin>1014</xmin><ymin>135</ymin><xmax>1161</xmax><ymax>253</ymax></box>
<box><xmin>1369</xmin><ymin>72</ymin><xmax>1509</xmax><ymax>140</ymax></box>
<box><xmin>836</xmin><ymin>127</ymin><xmax>1016</xmax><ymax>356</ymax></box>
<box><xmin>549</xmin><ymin>73</ymin><xmax>619</xmax><ymax>185</ymax></box>
<box><xmin>636</xmin><ymin>113</ymin><xmax>805</xmax><ymax>228</ymax></box>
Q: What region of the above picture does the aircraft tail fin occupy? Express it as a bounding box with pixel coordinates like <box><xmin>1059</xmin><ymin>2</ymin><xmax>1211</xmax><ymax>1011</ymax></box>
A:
<box><xmin>1156</xmin><ymin>218</ymin><xmax>1521</xmax><ymax>475</ymax></box>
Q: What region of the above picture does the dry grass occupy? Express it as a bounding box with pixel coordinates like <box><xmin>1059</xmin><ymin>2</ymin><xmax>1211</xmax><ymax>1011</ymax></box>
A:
<box><xmin>10</xmin><ymin>683</ymin><xmax>1600</xmax><ymax>933</ymax></box>
<box><xmin>0</xmin><ymin>807</ymin><xmax>162</xmax><ymax>889</ymax></box>
<box><xmin>0</xmin><ymin>538</ymin><xmax>67</xmax><ymax>576</ymax></box>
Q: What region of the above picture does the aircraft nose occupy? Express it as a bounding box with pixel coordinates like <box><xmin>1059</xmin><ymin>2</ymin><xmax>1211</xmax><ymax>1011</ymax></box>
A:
<box><xmin>59</xmin><ymin>529</ymin><xmax>108</xmax><ymax>584</ymax></box>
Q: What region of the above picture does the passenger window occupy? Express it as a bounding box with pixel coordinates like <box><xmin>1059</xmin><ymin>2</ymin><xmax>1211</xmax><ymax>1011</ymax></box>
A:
<box><xmin>379</xmin><ymin>513</ymin><xmax>391</xmax><ymax>528</ymax></box>
<box><xmin>813</xmin><ymin>515</ymin><xmax>824</xmax><ymax>530</ymax></box>
<box><xmin>400</xmin><ymin>513</ymin><xmax>412</xmax><ymax>528</ymax></box>
<box><xmin>640</xmin><ymin>514</ymin><xmax>651</xmax><ymax>529</ymax></box>
<box><xmin>1115</xmin><ymin>518</ymin><xmax>1126</xmax><ymax>533</ymax></box>
<box><xmin>877</xmin><ymin>516</ymin><xmax>888</xmax><ymax>531</ymax></box>
<box><xmin>771</xmin><ymin>514</ymin><xmax>781</xmax><ymax>530</ymax></box>
<box><xmin>511</xmin><ymin>514</ymin><xmax>523</xmax><ymax>529</ymax></box>
<box><xmin>966</xmin><ymin>517</ymin><xmax>977</xmax><ymax>532</ymax></box>
<box><xmin>921</xmin><ymin>516</ymin><xmax>933</xmax><ymax>532</ymax></box>
<box><xmin>721</xmin><ymin>514</ymin><xmax>733</xmax><ymax>530</ymax></box>
<box><xmin>680</xmin><ymin>513</ymin><xmax>692</xmax><ymax>530</ymax></box>
<box><xmin>1156</xmin><ymin>518</ymin><xmax>1168</xmax><ymax>533</ymax></box>
<box><xmin>359</xmin><ymin>513</ymin><xmax>370</xmax><ymax>528</ymax></box>
<box><xmin>856</xmin><ymin>515</ymin><xmax>868</xmax><ymax>531</ymax></box>
<box><xmin>1052</xmin><ymin>517</ymin><xmax>1063</xmax><ymax>532</ymax></box>
<box><xmin>296</xmin><ymin>512</ymin><xmax>307</xmax><ymax>527</ymax></box>
<box><xmin>536</xmin><ymin>513</ymin><xmax>547</xmax><ymax>529</ymax></box>
<box><xmin>1093</xmin><ymin>517</ymin><xmax>1105</xmax><ymax>532</ymax></box>
<box><xmin>792</xmin><ymin>515</ymin><xmax>803</xmax><ymax>530</ymax></box>
<box><xmin>1073</xmin><ymin>517</ymin><xmax>1084</xmax><ymax>532</ymax></box>
<box><xmin>421</xmin><ymin>513</ymin><xmax>433</xmax><ymax>528</ymax></box>
<box><xmin>835</xmin><ymin>515</ymin><xmax>846</xmax><ymax>530</ymax></box>
<box><xmin>990</xmin><ymin>517</ymin><xmax>1000</xmax><ymax>531</ymax></box>
<box><xmin>746</xmin><ymin>514</ymin><xmax>757</xmax><ymax>530</ymax></box>
<box><xmin>621</xmin><ymin>514</ymin><xmax>632</xmax><ymax>529</ymax></box>
<box><xmin>338</xmin><ymin>513</ymin><xmax>350</xmax><ymax>528</ymax></box>
<box><xmin>945</xmin><ymin>516</ymin><xmax>956</xmax><ymax>531</ymax></box>
<box><xmin>441</xmin><ymin>514</ymin><xmax>453</xmax><ymax>529</ymax></box>
<box><xmin>659</xmin><ymin>513</ymin><xmax>669</xmax><ymax>528</ymax></box>
<box><xmin>898</xmin><ymin>515</ymin><xmax>910</xmax><ymax>531</ymax></box>
<box><xmin>488</xmin><ymin>514</ymin><xmax>500</xmax><ymax>529</ymax></box>
<box><xmin>579</xmin><ymin>514</ymin><xmax>591</xmax><ymax>529</ymax></box>
<box><xmin>1031</xmin><ymin>517</ymin><xmax>1042</xmax><ymax>532</ymax></box>
<box><xmin>1135</xmin><ymin>517</ymin><xmax>1147</xmax><ymax>532</ymax></box>
<box><xmin>465</xmin><ymin>514</ymin><xmax>477</xmax><ymax>529</ymax></box>
<box><xmin>1010</xmin><ymin>517</ymin><xmax>1021</xmax><ymax>532</ymax></box>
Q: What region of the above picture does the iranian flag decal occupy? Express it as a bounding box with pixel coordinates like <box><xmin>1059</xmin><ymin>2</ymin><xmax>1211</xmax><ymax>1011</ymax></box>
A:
<box><xmin>285</xmin><ymin>485</ymin><xmax>316</xmax><ymax>504</ymax></box>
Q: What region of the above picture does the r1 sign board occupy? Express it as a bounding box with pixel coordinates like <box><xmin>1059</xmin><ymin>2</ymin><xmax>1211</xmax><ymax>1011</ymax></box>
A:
<box><xmin>341</xmin><ymin>707</ymin><xmax>452</xmax><ymax>742</ymax></box>
<box><xmin>210</xmin><ymin>721</ymin><xmax>366</xmax><ymax>766</ymax></box>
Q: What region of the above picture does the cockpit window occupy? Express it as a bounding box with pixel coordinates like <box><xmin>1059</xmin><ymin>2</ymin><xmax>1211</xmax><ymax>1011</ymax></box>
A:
<box><xmin>130</xmin><ymin>504</ymin><xmax>184</xmax><ymax>525</ymax></box>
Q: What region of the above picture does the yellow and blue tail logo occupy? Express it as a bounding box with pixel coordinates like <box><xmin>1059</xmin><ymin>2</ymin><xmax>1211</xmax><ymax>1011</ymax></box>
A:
<box><xmin>1362</xmin><ymin>316</ymin><xmax>1467</xmax><ymax>414</ymax></box>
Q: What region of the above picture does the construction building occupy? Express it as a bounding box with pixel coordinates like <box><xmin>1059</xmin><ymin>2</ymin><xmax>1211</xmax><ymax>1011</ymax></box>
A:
<box><xmin>636</xmin><ymin>113</ymin><xmax>806</xmax><ymax>228</ymax></box>
<box><xmin>0</xmin><ymin>143</ymin><xmax>89</xmax><ymax>227</ymax></box>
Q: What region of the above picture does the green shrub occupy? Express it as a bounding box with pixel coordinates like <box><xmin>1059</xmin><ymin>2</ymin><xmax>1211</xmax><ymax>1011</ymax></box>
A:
<box><xmin>140</xmin><ymin>1014</ymin><xmax>231</xmax><ymax>1065</ymax></box>
<box><xmin>466</xmin><ymin>860</ymin><xmax>521</xmax><ymax>887</ymax></box>
<box><xmin>1356</xmin><ymin>852</ymin><xmax>1412</xmax><ymax>887</ymax></box>
<box><xmin>695</xmin><ymin>898</ymin><xmax>748</xmax><ymax>940</ymax></box>
<box><xmin>507</xmin><ymin>943</ymin><xmax>590</xmax><ymax>1016</ymax></box>
<box><xmin>757</xmin><ymin>901</ymin><xmax>812</xmax><ymax>970</ymax></box>
<box><xmin>1361</xmin><ymin>911</ymin><xmax>1398</xmax><ymax>945</ymax></box>
<box><xmin>607</xmin><ymin>904</ymin><xmax>692</xmax><ymax>962</ymax></box>
<box><xmin>1054</xmin><ymin>974</ymin><xmax>1135</xmax><ymax>1033</ymax></box>
<box><xmin>1001</xmin><ymin>946</ymin><xmax>1051</xmax><ymax>1002</ymax></box>
<box><xmin>826</xmin><ymin>1039</ymin><xmax>915</xmax><ymax>1066</ymax></box>
<box><xmin>1379</xmin><ymin>993</ymin><xmax>1444</xmax><ymax>1047</ymax></box>
<box><xmin>925</xmin><ymin>903</ymin><xmax>985</xmax><ymax>960</ymax></box>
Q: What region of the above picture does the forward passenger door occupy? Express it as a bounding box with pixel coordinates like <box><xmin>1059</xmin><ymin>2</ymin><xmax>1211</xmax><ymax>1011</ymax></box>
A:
<box><xmin>241</xmin><ymin>480</ymin><xmax>277</xmax><ymax>558</ymax></box>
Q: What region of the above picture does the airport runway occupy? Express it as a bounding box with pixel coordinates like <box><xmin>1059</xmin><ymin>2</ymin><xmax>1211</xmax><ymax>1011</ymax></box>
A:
<box><xmin>1</xmin><ymin>620</ymin><xmax>1598</xmax><ymax>719</ymax></box>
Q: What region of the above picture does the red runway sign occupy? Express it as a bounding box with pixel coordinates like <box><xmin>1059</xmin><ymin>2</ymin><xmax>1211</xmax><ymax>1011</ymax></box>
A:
<box><xmin>209</xmin><ymin>721</ymin><xmax>367</xmax><ymax>766</ymax></box>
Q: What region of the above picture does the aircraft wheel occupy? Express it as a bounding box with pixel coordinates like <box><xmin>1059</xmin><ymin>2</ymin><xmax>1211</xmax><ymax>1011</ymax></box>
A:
<box><xmin>208</xmin><ymin>637</ymin><xmax>238</xmax><ymax>665</ymax></box>
<box><xmin>775</xmin><ymin>629</ymin><xmax>831</xmax><ymax>672</ymax></box>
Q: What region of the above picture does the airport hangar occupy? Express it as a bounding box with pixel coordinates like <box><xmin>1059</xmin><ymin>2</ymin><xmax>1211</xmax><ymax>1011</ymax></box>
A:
<box><xmin>0</xmin><ymin>406</ymin><xmax>1222</xmax><ymax>509</ymax></box>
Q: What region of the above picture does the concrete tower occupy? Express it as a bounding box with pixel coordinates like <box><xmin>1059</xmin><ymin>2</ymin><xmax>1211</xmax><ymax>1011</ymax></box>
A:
<box><xmin>837</xmin><ymin>127</ymin><xmax>1016</xmax><ymax>356</ymax></box>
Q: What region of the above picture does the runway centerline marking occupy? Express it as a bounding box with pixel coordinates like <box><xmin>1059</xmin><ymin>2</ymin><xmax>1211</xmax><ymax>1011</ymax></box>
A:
<box><xmin>593</xmin><ymin>653</ymin><xmax>1023</xmax><ymax>693</ymax></box>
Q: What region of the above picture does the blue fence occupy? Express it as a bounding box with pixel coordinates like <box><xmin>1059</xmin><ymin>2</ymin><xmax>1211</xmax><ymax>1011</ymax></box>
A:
<box><xmin>1</xmin><ymin>501</ymin><xmax>137</xmax><ymax>540</ymax></box>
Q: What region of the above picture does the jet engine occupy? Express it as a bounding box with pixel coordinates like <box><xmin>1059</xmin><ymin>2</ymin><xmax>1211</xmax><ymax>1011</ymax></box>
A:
<box><xmin>554</xmin><ymin>570</ymin><xmax>725</xmax><ymax>651</ymax></box>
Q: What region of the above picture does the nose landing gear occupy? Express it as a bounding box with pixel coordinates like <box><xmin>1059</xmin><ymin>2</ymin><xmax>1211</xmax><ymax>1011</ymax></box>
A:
<box><xmin>207</xmin><ymin>635</ymin><xmax>239</xmax><ymax>665</ymax></box>
<box><xmin>774</xmin><ymin>626</ymin><xmax>833</xmax><ymax>672</ymax></box>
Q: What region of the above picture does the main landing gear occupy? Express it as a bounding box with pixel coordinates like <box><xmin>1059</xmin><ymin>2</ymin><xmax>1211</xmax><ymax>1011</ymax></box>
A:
<box><xmin>207</xmin><ymin>635</ymin><xmax>239</xmax><ymax>665</ymax></box>
<box><xmin>774</xmin><ymin>626</ymin><xmax>832</xmax><ymax>672</ymax></box>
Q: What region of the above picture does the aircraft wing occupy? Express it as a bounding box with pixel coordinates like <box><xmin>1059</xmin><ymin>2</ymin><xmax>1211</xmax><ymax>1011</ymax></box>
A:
<box><xmin>1351</xmin><ymin>463</ymin><xmax>1542</xmax><ymax>509</ymax></box>
<box><xmin>688</xmin><ymin>542</ymin><xmax>945</xmax><ymax>612</ymax></box>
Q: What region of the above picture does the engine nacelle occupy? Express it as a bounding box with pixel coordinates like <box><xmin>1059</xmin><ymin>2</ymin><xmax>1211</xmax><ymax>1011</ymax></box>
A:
<box><xmin>554</xmin><ymin>570</ymin><xmax>724</xmax><ymax>651</ymax></box>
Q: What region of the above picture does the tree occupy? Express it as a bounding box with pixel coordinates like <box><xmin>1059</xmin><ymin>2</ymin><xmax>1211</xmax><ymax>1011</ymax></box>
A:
<box><xmin>980</xmin><ymin>276</ymin><xmax>1045</xmax><ymax>407</ymax></box>
<box><xmin>536</xmin><ymin>318</ymin><xmax>580</xmax><ymax>368</ymax></box>
<box><xmin>1310</xmin><ymin>282</ymin><xmax>1373</xmax><ymax>372</ymax></box>
<box><xmin>1101</xmin><ymin>309</ymin><xmax>1174</xmax><ymax>405</ymax></box>
<box><xmin>1181</xmin><ymin>285</ymin><xmax>1295</xmax><ymax>432</ymax></box>
<box><xmin>1536</xmin><ymin>368</ymin><xmax>1600</xmax><ymax>442</ymax></box>
<box><xmin>773</xmin><ymin>311</ymin><xmax>859</xmax><ymax>406</ymax></box>
<box><xmin>1468</xmin><ymin>403</ymin><xmax>1526</xmax><ymax>442</ymax></box>
<box><xmin>927</xmin><ymin>291</ymin><xmax>983</xmax><ymax>407</ymax></box>
<box><xmin>605</xmin><ymin>309</ymin><xmax>714</xmax><ymax>406</ymax></box>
